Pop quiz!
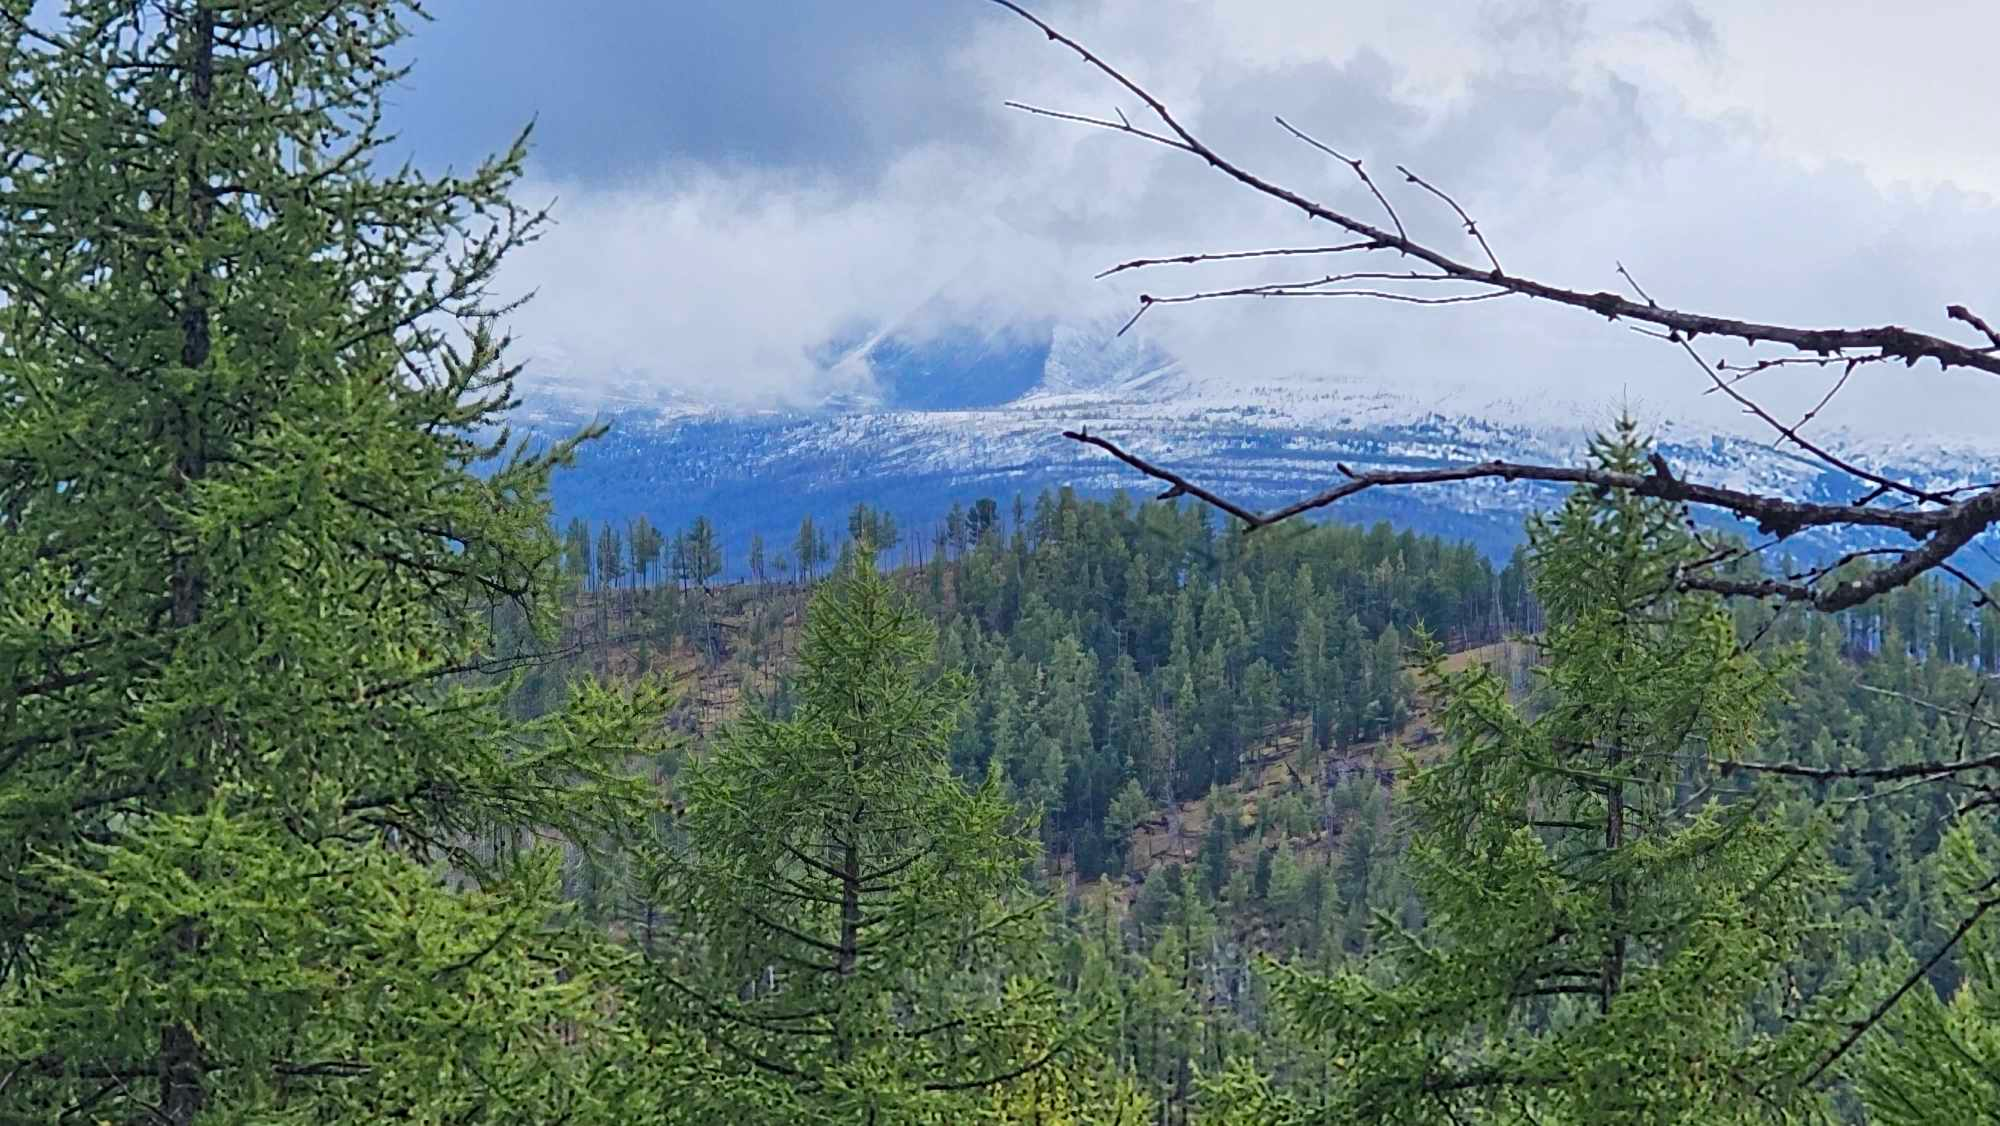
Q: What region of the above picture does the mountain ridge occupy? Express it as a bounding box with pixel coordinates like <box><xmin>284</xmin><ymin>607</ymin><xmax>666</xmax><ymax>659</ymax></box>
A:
<box><xmin>515</xmin><ymin>320</ymin><xmax>2000</xmax><ymax>578</ymax></box>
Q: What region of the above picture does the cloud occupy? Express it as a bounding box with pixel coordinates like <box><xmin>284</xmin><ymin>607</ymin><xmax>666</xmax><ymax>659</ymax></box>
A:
<box><xmin>393</xmin><ymin>0</ymin><xmax>995</xmax><ymax>181</ymax></box>
<box><xmin>488</xmin><ymin>0</ymin><xmax>2000</xmax><ymax>443</ymax></box>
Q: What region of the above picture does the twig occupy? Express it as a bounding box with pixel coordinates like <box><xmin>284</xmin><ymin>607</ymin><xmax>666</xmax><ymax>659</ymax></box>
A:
<box><xmin>1095</xmin><ymin>241</ymin><xmax>1384</xmax><ymax>279</ymax></box>
<box><xmin>1396</xmin><ymin>163</ymin><xmax>1501</xmax><ymax>273</ymax></box>
<box><xmin>1615</xmin><ymin>261</ymin><xmax>1656</xmax><ymax>306</ymax></box>
<box><xmin>1274</xmin><ymin>115</ymin><xmax>1405</xmax><ymax>241</ymax></box>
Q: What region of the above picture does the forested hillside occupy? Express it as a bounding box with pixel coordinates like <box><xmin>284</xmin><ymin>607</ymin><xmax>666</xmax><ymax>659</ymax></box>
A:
<box><xmin>533</xmin><ymin>490</ymin><xmax>1527</xmax><ymax>864</ymax></box>
<box><xmin>516</xmin><ymin>468</ymin><xmax>2000</xmax><ymax>1123</ymax></box>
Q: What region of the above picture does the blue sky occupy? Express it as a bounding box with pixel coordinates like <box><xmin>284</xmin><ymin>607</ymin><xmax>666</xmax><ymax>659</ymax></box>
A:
<box><xmin>372</xmin><ymin>1</ymin><xmax>2000</xmax><ymax>444</ymax></box>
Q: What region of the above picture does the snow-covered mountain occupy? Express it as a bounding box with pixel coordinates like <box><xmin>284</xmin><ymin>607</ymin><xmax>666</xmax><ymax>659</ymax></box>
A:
<box><xmin>515</xmin><ymin>321</ymin><xmax>2000</xmax><ymax>577</ymax></box>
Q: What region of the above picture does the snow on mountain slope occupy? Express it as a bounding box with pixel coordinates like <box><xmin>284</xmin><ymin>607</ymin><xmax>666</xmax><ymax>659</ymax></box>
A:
<box><xmin>516</xmin><ymin>321</ymin><xmax>2000</xmax><ymax>578</ymax></box>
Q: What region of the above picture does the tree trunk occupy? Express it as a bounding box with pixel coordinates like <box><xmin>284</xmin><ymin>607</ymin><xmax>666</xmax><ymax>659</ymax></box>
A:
<box><xmin>162</xmin><ymin>7</ymin><xmax>216</xmax><ymax>1121</ymax></box>
<box><xmin>1602</xmin><ymin>742</ymin><xmax>1626</xmax><ymax>1015</ymax></box>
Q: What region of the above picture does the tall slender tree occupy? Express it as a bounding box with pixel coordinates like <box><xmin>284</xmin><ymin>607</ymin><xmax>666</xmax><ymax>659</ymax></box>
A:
<box><xmin>563</xmin><ymin>516</ymin><xmax>595</xmax><ymax>589</ymax></box>
<box><xmin>683</xmin><ymin>515</ymin><xmax>722</xmax><ymax>590</ymax></box>
<box><xmin>0</xmin><ymin>4</ymin><xmax>671</xmax><ymax>1121</ymax></box>
<box><xmin>793</xmin><ymin>515</ymin><xmax>820</xmax><ymax>585</ymax></box>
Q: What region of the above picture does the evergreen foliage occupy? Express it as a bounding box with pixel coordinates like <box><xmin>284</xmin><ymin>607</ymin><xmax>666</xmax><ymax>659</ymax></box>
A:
<box><xmin>8</xmin><ymin>5</ymin><xmax>2000</xmax><ymax>1120</ymax></box>
<box><xmin>1219</xmin><ymin>421</ymin><xmax>1839</xmax><ymax>1123</ymax></box>
<box><xmin>0</xmin><ymin>3</ymin><xmax>674</xmax><ymax>1120</ymax></box>
<box><xmin>646</xmin><ymin>554</ymin><xmax>1070</xmax><ymax>1121</ymax></box>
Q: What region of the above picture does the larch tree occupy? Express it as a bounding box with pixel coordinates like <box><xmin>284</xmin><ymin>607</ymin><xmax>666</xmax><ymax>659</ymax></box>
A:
<box><xmin>645</xmin><ymin>554</ymin><xmax>1074</xmax><ymax>1123</ymax></box>
<box><xmin>794</xmin><ymin>514</ymin><xmax>821</xmax><ymax>585</ymax></box>
<box><xmin>1206</xmin><ymin>421</ymin><xmax>1839</xmax><ymax>1124</ymax></box>
<box><xmin>1851</xmin><ymin>820</ymin><xmax>2000</xmax><ymax>1124</ymax></box>
<box><xmin>563</xmin><ymin>515</ymin><xmax>594</xmax><ymax>589</ymax></box>
<box><xmin>0</xmin><ymin>2</ymin><xmax>677</xmax><ymax>1121</ymax></box>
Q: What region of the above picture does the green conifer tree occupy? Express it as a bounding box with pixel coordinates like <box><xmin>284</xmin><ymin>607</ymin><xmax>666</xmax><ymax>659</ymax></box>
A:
<box><xmin>646</xmin><ymin>555</ymin><xmax>1071</xmax><ymax>1121</ymax></box>
<box><xmin>1217</xmin><ymin>420</ymin><xmax>1837</xmax><ymax>1124</ymax></box>
<box><xmin>0</xmin><ymin>3</ymin><xmax>677</xmax><ymax>1121</ymax></box>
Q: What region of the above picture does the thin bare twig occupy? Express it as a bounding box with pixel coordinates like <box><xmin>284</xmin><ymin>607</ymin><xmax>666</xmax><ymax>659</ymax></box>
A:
<box><xmin>1095</xmin><ymin>241</ymin><xmax>1384</xmax><ymax>279</ymax></box>
<box><xmin>1396</xmin><ymin>163</ymin><xmax>1501</xmax><ymax>273</ymax></box>
<box><xmin>1274</xmin><ymin>115</ymin><xmax>1405</xmax><ymax>241</ymax></box>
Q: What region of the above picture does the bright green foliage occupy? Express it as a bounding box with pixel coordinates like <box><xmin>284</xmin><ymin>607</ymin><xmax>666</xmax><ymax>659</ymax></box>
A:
<box><xmin>647</xmin><ymin>554</ymin><xmax>1068</xmax><ymax>1121</ymax></box>
<box><xmin>974</xmin><ymin>1040</ymin><xmax>1155</xmax><ymax>1124</ymax></box>
<box><xmin>0</xmin><ymin>3</ymin><xmax>670</xmax><ymax>1120</ymax></box>
<box><xmin>1851</xmin><ymin>821</ymin><xmax>2000</xmax><ymax>1124</ymax></box>
<box><xmin>1246</xmin><ymin>421</ymin><xmax>1837</xmax><ymax>1124</ymax></box>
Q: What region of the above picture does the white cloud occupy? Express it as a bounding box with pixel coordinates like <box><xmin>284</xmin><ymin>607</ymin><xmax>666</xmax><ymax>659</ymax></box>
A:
<box><xmin>498</xmin><ymin>0</ymin><xmax>2000</xmax><ymax>443</ymax></box>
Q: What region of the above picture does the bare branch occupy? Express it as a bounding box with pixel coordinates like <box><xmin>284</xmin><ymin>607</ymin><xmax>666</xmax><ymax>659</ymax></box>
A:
<box><xmin>1059</xmin><ymin>429</ymin><xmax>2000</xmax><ymax>612</ymax></box>
<box><xmin>1614</xmin><ymin>261</ymin><xmax>1657</xmax><ymax>306</ymax></box>
<box><xmin>1721</xmin><ymin>749</ymin><xmax>2000</xmax><ymax>784</ymax></box>
<box><xmin>991</xmin><ymin>0</ymin><xmax>2000</xmax><ymax>379</ymax></box>
<box><xmin>993</xmin><ymin>0</ymin><xmax>2000</xmax><ymax>613</ymax></box>
<box><xmin>1061</xmin><ymin>428</ymin><xmax>1264</xmax><ymax>526</ymax></box>
<box><xmin>1856</xmin><ymin>684</ymin><xmax>2000</xmax><ymax>736</ymax></box>
<box><xmin>1116</xmin><ymin>280</ymin><xmax>1512</xmax><ymax>335</ymax></box>
<box><xmin>1947</xmin><ymin>303</ymin><xmax>2000</xmax><ymax>350</ymax></box>
<box><xmin>1000</xmin><ymin>100</ymin><xmax>1190</xmax><ymax>152</ymax></box>
<box><xmin>1658</xmin><ymin>330</ymin><xmax>1947</xmax><ymax>506</ymax></box>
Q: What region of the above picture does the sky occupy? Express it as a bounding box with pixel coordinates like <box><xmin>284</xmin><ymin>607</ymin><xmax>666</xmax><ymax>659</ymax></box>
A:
<box><xmin>385</xmin><ymin>0</ymin><xmax>2000</xmax><ymax>444</ymax></box>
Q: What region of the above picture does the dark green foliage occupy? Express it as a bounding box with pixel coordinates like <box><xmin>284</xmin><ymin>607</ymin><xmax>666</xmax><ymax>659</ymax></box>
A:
<box><xmin>929</xmin><ymin>487</ymin><xmax>1510</xmax><ymax>856</ymax></box>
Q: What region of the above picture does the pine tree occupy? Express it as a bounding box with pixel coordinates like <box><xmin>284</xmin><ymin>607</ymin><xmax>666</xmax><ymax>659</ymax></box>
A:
<box><xmin>684</xmin><ymin>515</ymin><xmax>723</xmax><ymax>589</ymax></box>
<box><xmin>0</xmin><ymin>3</ymin><xmax>674</xmax><ymax>1121</ymax></box>
<box><xmin>646</xmin><ymin>554</ymin><xmax>1069</xmax><ymax>1120</ymax></box>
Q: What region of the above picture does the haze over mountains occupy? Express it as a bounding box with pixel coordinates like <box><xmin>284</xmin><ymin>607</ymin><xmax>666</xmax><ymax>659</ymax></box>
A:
<box><xmin>516</xmin><ymin>315</ymin><xmax>2000</xmax><ymax>576</ymax></box>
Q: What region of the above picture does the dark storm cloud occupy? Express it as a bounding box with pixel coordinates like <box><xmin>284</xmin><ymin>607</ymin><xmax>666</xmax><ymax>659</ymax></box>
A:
<box><xmin>390</xmin><ymin>0</ymin><xmax>1013</xmax><ymax>180</ymax></box>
